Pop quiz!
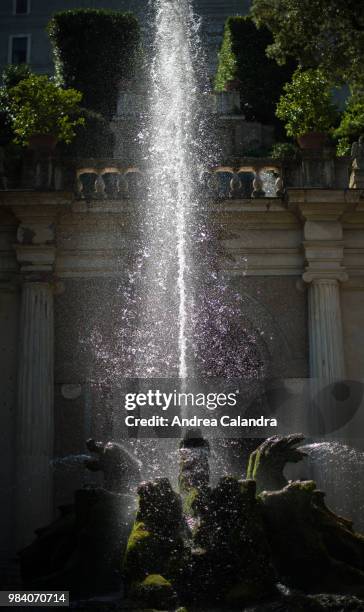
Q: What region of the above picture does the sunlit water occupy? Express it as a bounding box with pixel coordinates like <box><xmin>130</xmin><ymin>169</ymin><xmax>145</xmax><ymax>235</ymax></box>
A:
<box><xmin>128</xmin><ymin>0</ymin><xmax>207</xmax><ymax>379</ymax></box>
<box><xmin>78</xmin><ymin>0</ymin><xmax>272</xmax><ymax>486</ymax></box>
<box><xmin>293</xmin><ymin>442</ymin><xmax>364</xmax><ymax>531</ymax></box>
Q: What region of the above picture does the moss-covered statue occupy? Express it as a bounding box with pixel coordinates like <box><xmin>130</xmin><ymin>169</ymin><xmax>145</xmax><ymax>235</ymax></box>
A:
<box><xmin>124</xmin><ymin>432</ymin><xmax>364</xmax><ymax>610</ymax></box>
<box><xmin>18</xmin><ymin>432</ymin><xmax>364</xmax><ymax>609</ymax></box>
<box><xmin>18</xmin><ymin>439</ymin><xmax>140</xmax><ymax>596</ymax></box>
<box><xmin>85</xmin><ymin>438</ymin><xmax>142</xmax><ymax>492</ymax></box>
<box><xmin>246</xmin><ymin>433</ymin><xmax>306</xmax><ymax>493</ymax></box>
<box><xmin>124</xmin><ymin>430</ymin><xmax>276</xmax><ymax>608</ymax></box>
<box><xmin>123</xmin><ymin>477</ymin><xmax>185</xmax><ymax>608</ymax></box>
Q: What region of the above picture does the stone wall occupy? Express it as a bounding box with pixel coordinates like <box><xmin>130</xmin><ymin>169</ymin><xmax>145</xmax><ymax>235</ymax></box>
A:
<box><xmin>1</xmin><ymin>157</ymin><xmax>364</xmax><ymax>568</ymax></box>
<box><xmin>0</xmin><ymin>211</ymin><xmax>19</xmax><ymax>569</ymax></box>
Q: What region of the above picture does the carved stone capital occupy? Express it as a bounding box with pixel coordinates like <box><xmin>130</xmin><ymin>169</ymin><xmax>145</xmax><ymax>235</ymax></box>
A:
<box><xmin>15</xmin><ymin>244</ymin><xmax>56</xmax><ymax>274</ymax></box>
<box><xmin>303</xmin><ymin>270</ymin><xmax>349</xmax><ymax>284</ymax></box>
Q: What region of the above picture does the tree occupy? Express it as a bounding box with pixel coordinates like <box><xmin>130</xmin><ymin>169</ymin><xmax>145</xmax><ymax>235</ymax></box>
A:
<box><xmin>276</xmin><ymin>68</ymin><xmax>339</xmax><ymax>137</ymax></box>
<box><xmin>251</xmin><ymin>0</ymin><xmax>364</xmax><ymax>86</ymax></box>
<box><xmin>334</xmin><ymin>92</ymin><xmax>364</xmax><ymax>155</ymax></box>
<box><xmin>48</xmin><ymin>9</ymin><xmax>141</xmax><ymax>118</ymax></box>
<box><xmin>2</xmin><ymin>75</ymin><xmax>84</xmax><ymax>146</ymax></box>
<box><xmin>215</xmin><ymin>16</ymin><xmax>295</xmax><ymax>125</ymax></box>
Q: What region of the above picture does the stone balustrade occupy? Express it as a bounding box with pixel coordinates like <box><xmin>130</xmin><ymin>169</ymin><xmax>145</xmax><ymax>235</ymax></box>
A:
<box><xmin>74</xmin><ymin>159</ymin><xmax>284</xmax><ymax>201</ymax></box>
<box><xmin>0</xmin><ymin>149</ymin><xmax>354</xmax><ymax>196</ymax></box>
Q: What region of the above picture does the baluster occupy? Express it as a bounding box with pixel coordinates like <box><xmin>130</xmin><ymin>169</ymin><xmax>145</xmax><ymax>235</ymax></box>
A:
<box><xmin>118</xmin><ymin>173</ymin><xmax>129</xmax><ymax>199</ymax></box>
<box><xmin>95</xmin><ymin>173</ymin><xmax>106</xmax><ymax>199</ymax></box>
<box><xmin>102</xmin><ymin>172</ymin><xmax>120</xmax><ymax>199</ymax></box>
<box><xmin>252</xmin><ymin>169</ymin><xmax>266</xmax><ymax>198</ymax></box>
<box><xmin>76</xmin><ymin>173</ymin><xmax>83</xmax><ymax>199</ymax></box>
<box><xmin>275</xmin><ymin>174</ymin><xmax>285</xmax><ymax>198</ymax></box>
<box><xmin>78</xmin><ymin>172</ymin><xmax>97</xmax><ymax>202</ymax></box>
<box><xmin>229</xmin><ymin>173</ymin><xmax>242</xmax><ymax>198</ymax></box>
<box><xmin>207</xmin><ymin>172</ymin><xmax>219</xmax><ymax>197</ymax></box>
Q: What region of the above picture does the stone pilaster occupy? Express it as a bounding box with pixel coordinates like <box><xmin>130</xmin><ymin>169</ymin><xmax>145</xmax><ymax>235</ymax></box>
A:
<box><xmin>305</xmin><ymin>277</ymin><xmax>346</xmax><ymax>381</ymax></box>
<box><xmin>295</xmin><ymin>193</ymin><xmax>348</xmax><ymax>384</ymax></box>
<box><xmin>16</xmin><ymin>281</ymin><xmax>54</xmax><ymax>547</ymax></box>
<box><xmin>13</xmin><ymin>201</ymin><xmax>58</xmax><ymax>547</ymax></box>
<box><xmin>303</xmin><ymin>235</ymin><xmax>348</xmax><ymax>383</ymax></box>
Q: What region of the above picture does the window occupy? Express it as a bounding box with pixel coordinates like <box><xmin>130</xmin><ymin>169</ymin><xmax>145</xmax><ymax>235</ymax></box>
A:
<box><xmin>14</xmin><ymin>0</ymin><xmax>30</xmax><ymax>14</ymax></box>
<box><xmin>9</xmin><ymin>35</ymin><xmax>30</xmax><ymax>64</ymax></box>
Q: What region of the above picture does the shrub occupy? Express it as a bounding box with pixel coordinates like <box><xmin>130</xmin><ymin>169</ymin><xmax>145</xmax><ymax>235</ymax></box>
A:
<box><xmin>47</xmin><ymin>9</ymin><xmax>141</xmax><ymax>118</ymax></box>
<box><xmin>215</xmin><ymin>16</ymin><xmax>295</xmax><ymax>125</ymax></box>
<box><xmin>59</xmin><ymin>108</ymin><xmax>114</xmax><ymax>158</ymax></box>
<box><xmin>276</xmin><ymin>68</ymin><xmax>339</xmax><ymax>137</ymax></box>
<box><xmin>2</xmin><ymin>63</ymin><xmax>31</xmax><ymax>88</ymax></box>
<box><xmin>270</xmin><ymin>142</ymin><xmax>299</xmax><ymax>160</ymax></box>
<box><xmin>2</xmin><ymin>74</ymin><xmax>84</xmax><ymax>145</ymax></box>
<box><xmin>0</xmin><ymin>64</ymin><xmax>32</xmax><ymax>145</ymax></box>
<box><xmin>334</xmin><ymin>92</ymin><xmax>364</xmax><ymax>156</ymax></box>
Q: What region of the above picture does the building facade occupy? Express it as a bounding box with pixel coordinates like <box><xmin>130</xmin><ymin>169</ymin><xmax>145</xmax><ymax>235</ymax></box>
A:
<box><xmin>0</xmin><ymin>0</ymin><xmax>250</xmax><ymax>78</ymax></box>
<box><xmin>1</xmin><ymin>141</ymin><xmax>364</xmax><ymax>579</ymax></box>
<box><xmin>1</xmin><ymin>0</ymin><xmax>364</xmax><ymax>590</ymax></box>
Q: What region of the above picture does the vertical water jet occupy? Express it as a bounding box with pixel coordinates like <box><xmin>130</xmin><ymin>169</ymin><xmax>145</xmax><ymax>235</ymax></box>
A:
<box><xmin>133</xmin><ymin>0</ymin><xmax>206</xmax><ymax>378</ymax></box>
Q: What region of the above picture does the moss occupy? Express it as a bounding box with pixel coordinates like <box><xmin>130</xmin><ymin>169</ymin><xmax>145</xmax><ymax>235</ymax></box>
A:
<box><xmin>130</xmin><ymin>574</ymin><xmax>177</xmax><ymax>609</ymax></box>
<box><xmin>298</xmin><ymin>480</ymin><xmax>316</xmax><ymax>493</ymax></box>
<box><xmin>142</xmin><ymin>574</ymin><xmax>171</xmax><ymax>588</ymax></box>
<box><xmin>247</xmin><ymin>435</ymin><xmax>306</xmax><ymax>494</ymax></box>
<box><xmin>182</xmin><ymin>488</ymin><xmax>199</xmax><ymax>516</ymax></box>
<box><xmin>183</xmin><ymin>488</ymin><xmax>209</xmax><ymax>517</ymax></box>
<box><xmin>126</xmin><ymin>521</ymin><xmax>150</xmax><ymax>553</ymax></box>
<box><xmin>123</xmin><ymin>521</ymin><xmax>159</xmax><ymax>582</ymax></box>
<box><xmin>246</xmin><ymin>449</ymin><xmax>255</xmax><ymax>481</ymax></box>
<box><xmin>124</xmin><ymin>480</ymin><xmax>186</xmax><ymax>588</ymax></box>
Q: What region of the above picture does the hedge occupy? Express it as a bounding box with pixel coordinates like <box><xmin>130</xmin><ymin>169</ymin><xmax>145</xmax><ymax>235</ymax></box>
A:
<box><xmin>48</xmin><ymin>9</ymin><xmax>141</xmax><ymax>119</ymax></box>
<box><xmin>215</xmin><ymin>16</ymin><xmax>295</xmax><ymax>125</ymax></box>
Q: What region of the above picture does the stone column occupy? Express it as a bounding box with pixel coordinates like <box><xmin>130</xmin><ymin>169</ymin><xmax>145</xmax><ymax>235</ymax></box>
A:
<box><xmin>16</xmin><ymin>281</ymin><xmax>54</xmax><ymax>547</ymax></box>
<box><xmin>287</xmin><ymin>189</ymin><xmax>350</xmax><ymax>385</ymax></box>
<box><xmin>302</xmin><ymin>215</ymin><xmax>348</xmax><ymax>384</ymax></box>
<box><xmin>13</xmin><ymin>203</ymin><xmax>57</xmax><ymax>547</ymax></box>
<box><xmin>306</xmin><ymin>277</ymin><xmax>346</xmax><ymax>382</ymax></box>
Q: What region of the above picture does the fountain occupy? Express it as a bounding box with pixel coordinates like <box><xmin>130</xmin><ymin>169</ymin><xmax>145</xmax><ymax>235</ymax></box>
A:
<box><xmin>296</xmin><ymin>440</ymin><xmax>364</xmax><ymax>533</ymax></box>
<box><xmin>123</xmin><ymin>433</ymin><xmax>364</xmax><ymax>609</ymax></box>
<box><xmin>15</xmin><ymin>2</ymin><xmax>364</xmax><ymax>610</ymax></box>
<box><xmin>125</xmin><ymin>0</ymin><xmax>209</xmax><ymax>379</ymax></box>
<box><xmin>18</xmin><ymin>432</ymin><xmax>364</xmax><ymax>609</ymax></box>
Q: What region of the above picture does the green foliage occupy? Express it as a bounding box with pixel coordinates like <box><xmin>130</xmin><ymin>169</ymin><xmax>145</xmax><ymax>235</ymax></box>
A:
<box><xmin>334</xmin><ymin>92</ymin><xmax>364</xmax><ymax>156</ymax></box>
<box><xmin>270</xmin><ymin>141</ymin><xmax>299</xmax><ymax>160</ymax></box>
<box><xmin>215</xmin><ymin>16</ymin><xmax>295</xmax><ymax>124</ymax></box>
<box><xmin>59</xmin><ymin>108</ymin><xmax>114</xmax><ymax>158</ymax></box>
<box><xmin>1</xmin><ymin>74</ymin><xmax>84</xmax><ymax>146</ymax></box>
<box><xmin>276</xmin><ymin>68</ymin><xmax>339</xmax><ymax>137</ymax></box>
<box><xmin>2</xmin><ymin>63</ymin><xmax>31</xmax><ymax>88</ymax></box>
<box><xmin>0</xmin><ymin>64</ymin><xmax>32</xmax><ymax>146</ymax></box>
<box><xmin>251</xmin><ymin>0</ymin><xmax>364</xmax><ymax>88</ymax></box>
<box><xmin>47</xmin><ymin>9</ymin><xmax>141</xmax><ymax>118</ymax></box>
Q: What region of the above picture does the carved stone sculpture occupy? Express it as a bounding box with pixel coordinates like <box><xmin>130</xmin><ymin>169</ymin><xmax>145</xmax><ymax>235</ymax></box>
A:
<box><xmin>247</xmin><ymin>433</ymin><xmax>306</xmax><ymax>493</ymax></box>
<box><xmin>85</xmin><ymin>438</ymin><xmax>141</xmax><ymax>492</ymax></box>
